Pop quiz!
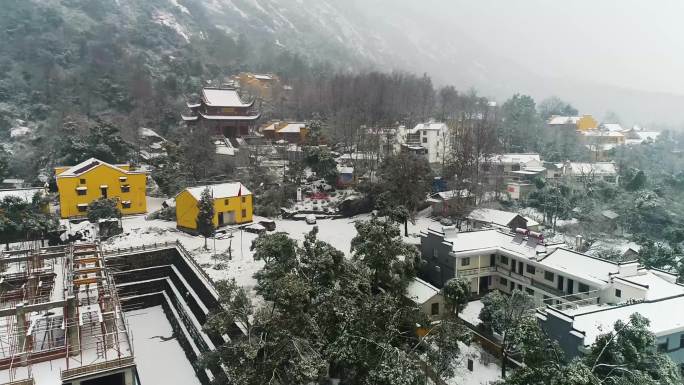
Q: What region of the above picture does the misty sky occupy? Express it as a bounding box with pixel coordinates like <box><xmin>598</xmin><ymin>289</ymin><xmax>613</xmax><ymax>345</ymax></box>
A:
<box><xmin>408</xmin><ymin>0</ymin><xmax>684</xmax><ymax>96</ymax></box>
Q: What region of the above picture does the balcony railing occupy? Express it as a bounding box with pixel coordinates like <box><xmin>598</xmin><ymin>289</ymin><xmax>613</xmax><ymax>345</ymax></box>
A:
<box><xmin>496</xmin><ymin>266</ymin><xmax>532</xmax><ymax>285</ymax></box>
<box><xmin>457</xmin><ymin>266</ymin><xmax>496</xmax><ymax>277</ymax></box>
<box><xmin>61</xmin><ymin>356</ymin><xmax>135</xmax><ymax>381</ymax></box>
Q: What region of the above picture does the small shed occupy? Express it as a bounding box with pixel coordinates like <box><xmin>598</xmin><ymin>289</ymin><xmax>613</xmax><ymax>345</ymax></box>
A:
<box><xmin>405</xmin><ymin>278</ymin><xmax>445</xmax><ymax>320</ymax></box>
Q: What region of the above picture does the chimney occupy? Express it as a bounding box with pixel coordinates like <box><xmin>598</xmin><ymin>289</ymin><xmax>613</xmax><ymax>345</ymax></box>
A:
<box><xmin>575</xmin><ymin>235</ymin><xmax>583</xmax><ymax>251</ymax></box>
<box><xmin>442</xmin><ymin>225</ymin><xmax>458</xmax><ymax>239</ymax></box>
<box><xmin>618</xmin><ymin>261</ymin><xmax>638</xmax><ymax>277</ymax></box>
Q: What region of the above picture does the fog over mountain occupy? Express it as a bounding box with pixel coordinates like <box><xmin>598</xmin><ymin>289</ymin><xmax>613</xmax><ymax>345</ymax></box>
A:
<box><xmin>201</xmin><ymin>0</ymin><xmax>684</xmax><ymax>128</ymax></box>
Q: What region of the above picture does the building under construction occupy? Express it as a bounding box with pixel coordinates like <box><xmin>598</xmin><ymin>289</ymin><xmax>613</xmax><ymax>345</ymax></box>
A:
<box><xmin>0</xmin><ymin>243</ymin><xmax>136</xmax><ymax>385</ymax></box>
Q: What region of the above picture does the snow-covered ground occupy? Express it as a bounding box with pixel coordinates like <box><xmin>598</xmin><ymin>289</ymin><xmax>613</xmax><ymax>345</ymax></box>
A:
<box><xmin>126</xmin><ymin>306</ymin><xmax>202</xmax><ymax>385</ymax></box>
<box><xmin>446</xmin><ymin>341</ymin><xmax>501</xmax><ymax>385</ymax></box>
<box><xmin>459</xmin><ymin>300</ymin><xmax>484</xmax><ymax>326</ymax></box>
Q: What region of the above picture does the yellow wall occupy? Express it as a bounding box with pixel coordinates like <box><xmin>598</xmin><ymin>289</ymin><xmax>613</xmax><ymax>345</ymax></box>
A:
<box><xmin>175</xmin><ymin>190</ymin><xmax>253</xmax><ymax>231</ymax></box>
<box><xmin>56</xmin><ymin>164</ymin><xmax>147</xmax><ymax>218</ymax></box>
<box><xmin>576</xmin><ymin>115</ymin><xmax>598</xmax><ymax>131</ymax></box>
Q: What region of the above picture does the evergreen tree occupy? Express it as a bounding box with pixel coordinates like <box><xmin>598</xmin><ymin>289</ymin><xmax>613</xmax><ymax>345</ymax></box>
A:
<box><xmin>196</xmin><ymin>187</ymin><xmax>215</xmax><ymax>249</ymax></box>
<box><xmin>442</xmin><ymin>277</ymin><xmax>471</xmax><ymax>316</ymax></box>
<box><xmin>86</xmin><ymin>198</ymin><xmax>122</xmax><ymax>223</ymax></box>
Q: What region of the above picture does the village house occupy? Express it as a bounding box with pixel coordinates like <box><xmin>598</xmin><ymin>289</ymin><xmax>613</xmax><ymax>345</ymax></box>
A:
<box><xmin>580</xmin><ymin>130</ymin><xmax>625</xmax><ymax>161</ymax></box>
<box><xmin>55</xmin><ymin>158</ymin><xmax>147</xmax><ymax>219</ymax></box>
<box><xmin>175</xmin><ymin>182</ymin><xmax>253</xmax><ymax>232</ymax></box>
<box><xmin>482</xmin><ymin>153</ymin><xmax>545</xmax><ymax>199</ymax></box>
<box><xmin>544</xmin><ymin>161</ymin><xmax>618</xmax><ymax>184</ymax></box>
<box><xmin>260</xmin><ymin>121</ymin><xmax>308</xmax><ymax>144</ymax></box>
<box><xmin>427</xmin><ymin>189</ymin><xmax>476</xmax><ymax>217</ymax></box>
<box><xmin>0</xmin><ymin>186</ymin><xmax>49</xmax><ymax>212</ymax></box>
<box><xmin>466</xmin><ymin>208</ymin><xmax>529</xmax><ymax>231</ymax></box>
<box><xmin>547</xmin><ymin>115</ymin><xmax>598</xmax><ymax>131</ymax></box>
<box><xmin>181</xmin><ymin>87</ymin><xmax>261</xmax><ymax>138</ymax></box>
<box><xmin>622</xmin><ymin>126</ymin><xmax>661</xmax><ymax>145</ymax></box>
<box><xmin>397</xmin><ymin>122</ymin><xmax>451</xmax><ymax>165</ymax></box>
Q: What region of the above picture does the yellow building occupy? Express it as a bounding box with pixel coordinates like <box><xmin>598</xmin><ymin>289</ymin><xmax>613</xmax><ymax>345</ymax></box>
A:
<box><xmin>55</xmin><ymin>158</ymin><xmax>147</xmax><ymax>219</ymax></box>
<box><xmin>175</xmin><ymin>182</ymin><xmax>253</xmax><ymax>232</ymax></box>
<box><xmin>548</xmin><ymin>114</ymin><xmax>598</xmax><ymax>131</ymax></box>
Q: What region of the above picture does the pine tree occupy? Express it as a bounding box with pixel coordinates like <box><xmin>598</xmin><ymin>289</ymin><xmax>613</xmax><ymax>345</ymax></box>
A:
<box><xmin>196</xmin><ymin>187</ymin><xmax>215</xmax><ymax>249</ymax></box>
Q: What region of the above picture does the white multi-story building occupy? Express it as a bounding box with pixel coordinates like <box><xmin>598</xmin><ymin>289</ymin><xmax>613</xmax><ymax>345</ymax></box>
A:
<box><xmin>419</xmin><ymin>226</ymin><xmax>684</xmax><ymax>367</ymax></box>
<box><xmin>398</xmin><ymin>122</ymin><xmax>451</xmax><ymax>165</ymax></box>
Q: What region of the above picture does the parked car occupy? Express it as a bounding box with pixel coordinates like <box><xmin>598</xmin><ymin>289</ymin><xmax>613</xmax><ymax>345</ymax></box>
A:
<box><xmin>305</xmin><ymin>214</ymin><xmax>317</xmax><ymax>225</ymax></box>
<box><xmin>259</xmin><ymin>219</ymin><xmax>276</xmax><ymax>231</ymax></box>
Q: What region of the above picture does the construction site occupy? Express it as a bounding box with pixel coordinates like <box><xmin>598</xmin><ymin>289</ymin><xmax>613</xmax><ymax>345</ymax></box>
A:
<box><xmin>0</xmin><ymin>244</ymin><xmax>135</xmax><ymax>385</ymax></box>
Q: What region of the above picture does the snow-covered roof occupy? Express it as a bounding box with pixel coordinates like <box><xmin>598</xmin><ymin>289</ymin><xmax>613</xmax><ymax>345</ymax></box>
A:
<box><xmin>337</xmin><ymin>166</ymin><xmax>354</xmax><ymax>174</ymax></box>
<box><xmin>140</xmin><ymin>127</ymin><xmax>163</xmax><ymax>139</ymax></box>
<box><xmin>537</xmin><ymin>248</ymin><xmax>619</xmax><ymax>286</ymax></box>
<box><xmin>201</xmin><ymin>88</ymin><xmax>252</xmax><ymax>107</ymax></box>
<box><xmin>467</xmin><ymin>208</ymin><xmax>524</xmax><ymax>228</ymax></box>
<box><xmin>430</xmin><ymin>189</ymin><xmax>473</xmax><ymax>201</ymax></box>
<box><xmin>406</xmin><ymin>277</ymin><xmax>440</xmax><ymax>304</ymax></box>
<box><xmin>0</xmin><ymin>188</ymin><xmax>44</xmax><ymax>203</ymax></box>
<box><xmin>198</xmin><ymin>112</ymin><xmax>260</xmax><ymax>121</ymax></box>
<box><xmin>184</xmin><ymin>182</ymin><xmax>251</xmax><ymax>200</ymax></box>
<box><xmin>254</xmin><ymin>74</ymin><xmax>274</xmax><ymax>80</ymax></box>
<box><xmin>636</xmin><ymin>131</ymin><xmax>660</xmax><ymax>142</ymax></box>
<box><xmin>615</xmin><ymin>271</ymin><xmax>684</xmax><ymax>300</ymax></box>
<box><xmin>601</xmin><ymin>210</ymin><xmax>619</xmax><ymax>220</ymax></box>
<box><xmin>490</xmin><ymin>153</ymin><xmax>541</xmax><ymax>165</ymax></box>
<box><xmin>409</xmin><ymin>122</ymin><xmax>448</xmax><ymax>133</ymax></box>
<box><xmin>277</xmin><ymin>123</ymin><xmax>306</xmax><ymax>134</ymax></box>
<box><xmin>601</xmin><ymin>123</ymin><xmax>623</xmax><ymax>132</ymax></box>
<box><xmin>548</xmin><ymin>116</ymin><xmax>581</xmax><ymax>125</ymax></box>
<box><xmin>568</xmin><ymin>294</ymin><xmax>684</xmax><ymax>346</ymax></box>
<box><xmin>581</xmin><ymin>130</ymin><xmax>624</xmax><ymax>137</ymax></box>
<box><xmin>436</xmin><ymin>228</ymin><xmax>556</xmax><ymax>260</ymax></box>
<box><xmin>566</xmin><ymin>162</ymin><xmax>617</xmax><ymax>176</ymax></box>
<box><xmin>261</xmin><ymin>122</ymin><xmax>278</xmax><ymax>131</ymax></box>
<box><xmin>56</xmin><ymin>158</ymin><xmax>139</xmax><ymax>177</ymax></box>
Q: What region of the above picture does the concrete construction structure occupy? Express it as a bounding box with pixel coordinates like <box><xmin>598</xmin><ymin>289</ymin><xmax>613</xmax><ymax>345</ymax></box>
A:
<box><xmin>0</xmin><ymin>244</ymin><xmax>136</xmax><ymax>385</ymax></box>
<box><xmin>175</xmin><ymin>182</ymin><xmax>253</xmax><ymax>232</ymax></box>
<box><xmin>55</xmin><ymin>158</ymin><xmax>147</xmax><ymax>219</ymax></box>
<box><xmin>418</xmin><ymin>225</ymin><xmax>684</xmax><ymax>368</ymax></box>
<box><xmin>181</xmin><ymin>87</ymin><xmax>261</xmax><ymax>138</ymax></box>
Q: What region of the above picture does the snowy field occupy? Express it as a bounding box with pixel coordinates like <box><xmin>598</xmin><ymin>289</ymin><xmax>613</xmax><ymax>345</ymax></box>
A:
<box><xmin>446</xmin><ymin>341</ymin><xmax>501</xmax><ymax>385</ymax></box>
<box><xmin>459</xmin><ymin>300</ymin><xmax>484</xmax><ymax>326</ymax></box>
<box><xmin>92</xmin><ymin>200</ymin><xmax>437</xmax><ymax>295</ymax></box>
<box><xmin>126</xmin><ymin>306</ymin><xmax>202</xmax><ymax>385</ymax></box>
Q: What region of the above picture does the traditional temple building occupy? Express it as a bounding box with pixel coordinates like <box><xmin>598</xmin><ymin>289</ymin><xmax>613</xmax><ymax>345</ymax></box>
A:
<box><xmin>181</xmin><ymin>87</ymin><xmax>261</xmax><ymax>137</ymax></box>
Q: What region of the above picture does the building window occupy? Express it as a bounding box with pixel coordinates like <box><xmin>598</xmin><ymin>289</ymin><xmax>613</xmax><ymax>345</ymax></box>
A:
<box><xmin>122</xmin><ymin>201</ymin><xmax>131</xmax><ymax>209</ymax></box>
<box><xmin>224</xmin><ymin>199</ymin><xmax>230</xmax><ymax>205</ymax></box>
<box><xmin>657</xmin><ymin>340</ymin><xmax>668</xmax><ymax>353</ymax></box>
<box><xmin>431</xmin><ymin>303</ymin><xmax>440</xmax><ymax>316</ymax></box>
<box><xmin>461</xmin><ymin>257</ymin><xmax>470</xmax><ymax>266</ymax></box>
<box><xmin>433</xmin><ymin>249</ymin><xmax>439</xmax><ymax>258</ymax></box>
<box><xmin>77</xmin><ymin>204</ymin><xmax>87</xmax><ymax>213</ymax></box>
<box><xmin>500</xmin><ymin>277</ymin><xmax>508</xmax><ymax>286</ymax></box>
<box><xmin>680</xmin><ymin>334</ymin><xmax>684</xmax><ymax>348</ymax></box>
<box><xmin>500</xmin><ymin>255</ymin><xmax>508</xmax><ymax>265</ymax></box>
<box><xmin>615</xmin><ymin>289</ymin><xmax>622</xmax><ymax>298</ymax></box>
<box><xmin>578</xmin><ymin>283</ymin><xmax>590</xmax><ymax>293</ymax></box>
<box><xmin>526</xmin><ymin>265</ymin><xmax>536</xmax><ymax>274</ymax></box>
<box><xmin>79</xmin><ymin>178</ymin><xmax>86</xmax><ymax>184</ymax></box>
<box><xmin>517</xmin><ymin>284</ymin><xmax>522</xmax><ymax>291</ymax></box>
<box><xmin>241</xmin><ymin>209</ymin><xmax>247</xmax><ymax>217</ymax></box>
<box><xmin>544</xmin><ymin>271</ymin><xmax>555</xmax><ymax>282</ymax></box>
<box><xmin>76</xmin><ymin>188</ymin><xmax>87</xmax><ymax>196</ymax></box>
<box><xmin>120</xmin><ymin>184</ymin><xmax>130</xmax><ymax>193</ymax></box>
<box><xmin>241</xmin><ymin>196</ymin><xmax>246</xmax><ymax>203</ymax></box>
<box><xmin>525</xmin><ymin>288</ymin><xmax>534</xmax><ymax>296</ymax></box>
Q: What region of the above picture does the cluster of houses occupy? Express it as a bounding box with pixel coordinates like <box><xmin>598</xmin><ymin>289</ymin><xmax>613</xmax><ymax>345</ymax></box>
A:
<box><xmin>548</xmin><ymin>114</ymin><xmax>661</xmax><ymax>161</ymax></box>
<box><xmin>408</xmin><ymin>208</ymin><xmax>684</xmax><ymax>371</ymax></box>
